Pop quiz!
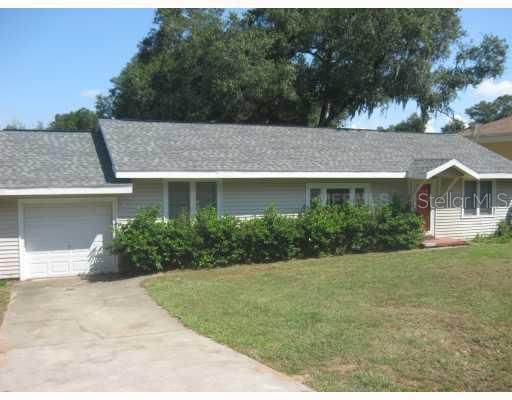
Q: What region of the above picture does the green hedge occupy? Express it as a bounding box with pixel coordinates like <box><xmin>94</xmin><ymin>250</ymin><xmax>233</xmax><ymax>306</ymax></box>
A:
<box><xmin>110</xmin><ymin>201</ymin><xmax>423</xmax><ymax>273</ymax></box>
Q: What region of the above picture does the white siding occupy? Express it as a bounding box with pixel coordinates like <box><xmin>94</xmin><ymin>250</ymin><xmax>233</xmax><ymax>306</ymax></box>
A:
<box><xmin>223</xmin><ymin>180</ymin><xmax>306</xmax><ymax>217</ymax></box>
<box><xmin>117</xmin><ymin>180</ymin><xmax>163</xmax><ymax>223</ymax></box>
<box><xmin>434</xmin><ymin>179</ymin><xmax>512</xmax><ymax>240</ymax></box>
<box><xmin>370</xmin><ymin>180</ymin><xmax>409</xmax><ymax>206</ymax></box>
<box><xmin>435</xmin><ymin>207</ymin><xmax>510</xmax><ymax>240</ymax></box>
<box><xmin>0</xmin><ymin>199</ymin><xmax>19</xmax><ymax>279</ymax></box>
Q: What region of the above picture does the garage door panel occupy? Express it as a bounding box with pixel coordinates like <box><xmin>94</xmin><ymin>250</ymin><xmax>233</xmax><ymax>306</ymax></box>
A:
<box><xmin>23</xmin><ymin>201</ymin><xmax>115</xmax><ymax>279</ymax></box>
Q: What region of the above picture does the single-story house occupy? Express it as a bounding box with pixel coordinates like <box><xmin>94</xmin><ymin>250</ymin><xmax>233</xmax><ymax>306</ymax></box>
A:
<box><xmin>2</xmin><ymin>118</ymin><xmax>512</xmax><ymax>280</ymax></box>
<box><xmin>461</xmin><ymin>116</ymin><xmax>512</xmax><ymax>160</ymax></box>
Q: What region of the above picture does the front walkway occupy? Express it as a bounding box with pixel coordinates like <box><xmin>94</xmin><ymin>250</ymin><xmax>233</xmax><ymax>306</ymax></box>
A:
<box><xmin>0</xmin><ymin>276</ymin><xmax>308</xmax><ymax>391</ymax></box>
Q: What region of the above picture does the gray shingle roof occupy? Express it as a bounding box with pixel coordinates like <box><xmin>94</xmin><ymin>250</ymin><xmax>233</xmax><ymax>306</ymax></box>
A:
<box><xmin>407</xmin><ymin>158</ymin><xmax>452</xmax><ymax>179</ymax></box>
<box><xmin>0</xmin><ymin>129</ymin><xmax>130</xmax><ymax>190</ymax></box>
<box><xmin>99</xmin><ymin>119</ymin><xmax>512</xmax><ymax>175</ymax></box>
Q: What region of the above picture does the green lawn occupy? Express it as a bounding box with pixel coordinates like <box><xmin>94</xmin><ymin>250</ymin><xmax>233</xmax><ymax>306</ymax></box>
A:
<box><xmin>0</xmin><ymin>280</ymin><xmax>10</xmax><ymax>325</ymax></box>
<box><xmin>144</xmin><ymin>243</ymin><xmax>512</xmax><ymax>391</ymax></box>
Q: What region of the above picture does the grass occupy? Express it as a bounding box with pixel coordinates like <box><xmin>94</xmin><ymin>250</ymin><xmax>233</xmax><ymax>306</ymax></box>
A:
<box><xmin>144</xmin><ymin>243</ymin><xmax>512</xmax><ymax>391</ymax></box>
<box><xmin>0</xmin><ymin>280</ymin><xmax>11</xmax><ymax>325</ymax></box>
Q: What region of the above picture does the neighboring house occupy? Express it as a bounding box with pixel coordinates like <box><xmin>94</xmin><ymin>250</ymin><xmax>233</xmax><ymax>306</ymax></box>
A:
<box><xmin>2</xmin><ymin>119</ymin><xmax>512</xmax><ymax>280</ymax></box>
<box><xmin>461</xmin><ymin>116</ymin><xmax>512</xmax><ymax>160</ymax></box>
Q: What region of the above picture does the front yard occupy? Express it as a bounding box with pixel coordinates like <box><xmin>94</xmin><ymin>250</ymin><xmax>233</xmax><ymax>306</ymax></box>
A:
<box><xmin>0</xmin><ymin>280</ymin><xmax>11</xmax><ymax>324</ymax></box>
<box><xmin>145</xmin><ymin>243</ymin><xmax>512</xmax><ymax>391</ymax></box>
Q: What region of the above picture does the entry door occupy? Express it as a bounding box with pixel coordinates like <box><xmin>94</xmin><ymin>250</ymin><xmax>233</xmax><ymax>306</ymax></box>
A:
<box><xmin>23</xmin><ymin>202</ymin><xmax>115</xmax><ymax>279</ymax></box>
<box><xmin>416</xmin><ymin>184</ymin><xmax>431</xmax><ymax>232</ymax></box>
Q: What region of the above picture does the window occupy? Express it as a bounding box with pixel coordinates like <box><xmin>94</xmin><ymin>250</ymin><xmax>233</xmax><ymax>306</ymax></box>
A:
<box><xmin>310</xmin><ymin>188</ymin><xmax>321</xmax><ymax>203</ymax></box>
<box><xmin>168</xmin><ymin>182</ymin><xmax>190</xmax><ymax>219</ymax></box>
<box><xmin>355</xmin><ymin>188</ymin><xmax>365</xmax><ymax>206</ymax></box>
<box><xmin>167</xmin><ymin>181</ymin><xmax>219</xmax><ymax>219</ymax></box>
<box><xmin>196</xmin><ymin>182</ymin><xmax>217</xmax><ymax>210</ymax></box>
<box><xmin>307</xmin><ymin>185</ymin><xmax>368</xmax><ymax>207</ymax></box>
<box><xmin>463</xmin><ymin>180</ymin><xmax>494</xmax><ymax>217</ymax></box>
<box><xmin>327</xmin><ymin>188</ymin><xmax>350</xmax><ymax>206</ymax></box>
<box><xmin>479</xmin><ymin>181</ymin><xmax>493</xmax><ymax>215</ymax></box>
<box><xmin>463</xmin><ymin>181</ymin><xmax>477</xmax><ymax>216</ymax></box>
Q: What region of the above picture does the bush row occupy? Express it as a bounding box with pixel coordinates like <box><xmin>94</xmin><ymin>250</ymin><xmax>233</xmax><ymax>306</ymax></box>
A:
<box><xmin>110</xmin><ymin>201</ymin><xmax>423</xmax><ymax>273</ymax></box>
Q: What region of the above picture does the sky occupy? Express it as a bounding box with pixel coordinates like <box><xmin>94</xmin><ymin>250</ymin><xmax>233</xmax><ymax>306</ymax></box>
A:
<box><xmin>1</xmin><ymin>8</ymin><xmax>512</xmax><ymax>131</ymax></box>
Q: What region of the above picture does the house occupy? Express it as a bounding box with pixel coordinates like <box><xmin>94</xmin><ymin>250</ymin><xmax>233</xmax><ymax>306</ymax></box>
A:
<box><xmin>461</xmin><ymin>116</ymin><xmax>512</xmax><ymax>160</ymax></box>
<box><xmin>2</xmin><ymin>119</ymin><xmax>512</xmax><ymax>280</ymax></box>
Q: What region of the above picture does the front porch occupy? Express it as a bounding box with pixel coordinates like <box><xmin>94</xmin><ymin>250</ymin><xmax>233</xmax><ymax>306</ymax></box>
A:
<box><xmin>407</xmin><ymin>158</ymin><xmax>497</xmax><ymax>240</ymax></box>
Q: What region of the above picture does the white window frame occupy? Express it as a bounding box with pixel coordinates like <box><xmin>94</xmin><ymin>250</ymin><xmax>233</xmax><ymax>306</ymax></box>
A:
<box><xmin>305</xmin><ymin>183</ymin><xmax>371</xmax><ymax>206</ymax></box>
<box><xmin>461</xmin><ymin>179</ymin><xmax>496</xmax><ymax>218</ymax></box>
<box><xmin>163</xmin><ymin>179</ymin><xmax>223</xmax><ymax>219</ymax></box>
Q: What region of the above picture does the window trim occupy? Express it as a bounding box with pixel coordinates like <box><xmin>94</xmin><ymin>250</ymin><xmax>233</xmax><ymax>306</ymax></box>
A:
<box><xmin>461</xmin><ymin>179</ymin><xmax>496</xmax><ymax>219</ymax></box>
<box><xmin>305</xmin><ymin>183</ymin><xmax>371</xmax><ymax>207</ymax></box>
<box><xmin>163</xmin><ymin>179</ymin><xmax>223</xmax><ymax>219</ymax></box>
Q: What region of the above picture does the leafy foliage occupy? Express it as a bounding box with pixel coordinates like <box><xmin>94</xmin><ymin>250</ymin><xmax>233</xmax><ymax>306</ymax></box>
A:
<box><xmin>239</xmin><ymin>206</ymin><xmax>300</xmax><ymax>263</ymax></box>
<box><xmin>95</xmin><ymin>95</ymin><xmax>114</xmax><ymax>119</ymax></box>
<box><xmin>110</xmin><ymin>203</ymin><xmax>423</xmax><ymax>273</ymax></box>
<box><xmin>373</xmin><ymin>200</ymin><xmax>424</xmax><ymax>250</ymax></box>
<box><xmin>465</xmin><ymin>95</ymin><xmax>512</xmax><ymax>124</ymax></box>
<box><xmin>441</xmin><ymin>118</ymin><xmax>466</xmax><ymax>133</ymax></box>
<box><xmin>48</xmin><ymin>107</ymin><xmax>97</xmax><ymax>130</ymax></box>
<box><xmin>383</xmin><ymin>113</ymin><xmax>426</xmax><ymax>133</ymax></box>
<box><xmin>103</xmin><ymin>9</ymin><xmax>507</xmax><ymax>127</ymax></box>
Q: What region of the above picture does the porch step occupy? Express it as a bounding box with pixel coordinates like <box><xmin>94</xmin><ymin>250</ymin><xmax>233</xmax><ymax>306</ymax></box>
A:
<box><xmin>422</xmin><ymin>237</ymin><xmax>466</xmax><ymax>248</ymax></box>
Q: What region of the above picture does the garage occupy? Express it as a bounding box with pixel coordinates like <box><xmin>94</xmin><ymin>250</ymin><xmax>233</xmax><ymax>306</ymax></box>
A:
<box><xmin>21</xmin><ymin>200</ymin><xmax>116</xmax><ymax>279</ymax></box>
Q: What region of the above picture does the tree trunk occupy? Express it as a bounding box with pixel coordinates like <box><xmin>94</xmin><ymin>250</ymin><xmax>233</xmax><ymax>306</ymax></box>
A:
<box><xmin>317</xmin><ymin>100</ymin><xmax>330</xmax><ymax>127</ymax></box>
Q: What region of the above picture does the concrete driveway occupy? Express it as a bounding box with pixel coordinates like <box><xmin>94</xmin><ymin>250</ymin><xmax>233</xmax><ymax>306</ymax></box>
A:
<box><xmin>0</xmin><ymin>276</ymin><xmax>308</xmax><ymax>391</ymax></box>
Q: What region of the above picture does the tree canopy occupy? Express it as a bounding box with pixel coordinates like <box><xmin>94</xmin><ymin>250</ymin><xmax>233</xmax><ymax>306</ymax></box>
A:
<box><xmin>441</xmin><ymin>118</ymin><xmax>466</xmax><ymax>133</ymax></box>
<box><xmin>382</xmin><ymin>113</ymin><xmax>426</xmax><ymax>133</ymax></box>
<box><xmin>48</xmin><ymin>108</ymin><xmax>97</xmax><ymax>131</ymax></box>
<box><xmin>465</xmin><ymin>95</ymin><xmax>512</xmax><ymax>124</ymax></box>
<box><xmin>101</xmin><ymin>9</ymin><xmax>507</xmax><ymax>127</ymax></box>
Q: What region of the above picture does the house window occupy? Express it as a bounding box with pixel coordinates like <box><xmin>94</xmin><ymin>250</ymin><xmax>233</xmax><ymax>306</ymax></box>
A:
<box><xmin>310</xmin><ymin>188</ymin><xmax>321</xmax><ymax>203</ymax></box>
<box><xmin>169</xmin><ymin>182</ymin><xmax>190</xmax><ymax>219</ymax></box>
<box><xmin>355</xmin><ymin>188</ymin><xmax>365</xmax><ymax>206</ymax></box>
<box><xmin>479</xmin><ymin>181</ymin><xmax>493</xmax><ymax>215</ymax></box>
<box><xmin>167</xmin><ymin>181</ymin><xmax>220</xmax><ymax>219</ymax></box>
<box><xmin>196</xmin><ymin>182</ymin><xmax>217</xmax><ymax>211</ymax></box>
<box><xmin>463</xmin><ymin>181</ymin><xmax>477</xmax><ymax>216</ymax></box>
<box><xmin>463</xmin><ymin>180</ymin><xmax>494</xmax><ymax>216</ymax></box>
<box><xmin>327</xmin><ymin>188</ymin><xmax>350</xmax><ymax>206</ymax></box>
<box><xmin>307</xmin><ymin>185</ymin><xmax>368</xmax><ymax>207</ymax></box>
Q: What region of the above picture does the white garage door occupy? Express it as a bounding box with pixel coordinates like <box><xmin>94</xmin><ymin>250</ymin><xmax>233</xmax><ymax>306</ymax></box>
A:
<box><xmin>23</xmin><ymin>201</ymin><xmax>115</xmax><ymax>279</ymax></box>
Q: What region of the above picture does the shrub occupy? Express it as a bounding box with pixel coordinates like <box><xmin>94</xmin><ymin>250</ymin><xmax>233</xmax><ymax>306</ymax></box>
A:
<box><xmin>239</xmin><ymin>206</ymin><xmax>299</xmax><ymax>263</ymax></box>
<box><xmin>496</xmin><ymin>220</ymin><xmax>512</xmax><ymax>238</ymax></box>
<box><xmin>296</xmin><ymin>201</ymin><xmax>380</xmax><ymax>256</ymax></box>
<box><xmin>297</xmin><ymin>201</ymin><xmax>342</xmax><ymax>257</ymax></box>
<box><xmin>110</xmin><ymin>201</ymin><xmax>423</xmax><ymax>274</ymax></box>
<box><xmin>337</xmin><ymin>204</ymin><xmax>377</xmax><ymax>253</ymax></box>
<box><xmin>374</xmin><ymin>200</ymin><xmax>423</xmax><ymax>250</ymax></box>
<box><xmin>162</xmin><ymin>213</ymin><xmax>197</xmax><ymax>268</ymax></box>
<box><xmin>110</xmin><ymin>207</ymin><xmax>167</xmax><ymax>272</ymax></box>
<box><xmin>193</xmin><ymin>207</ymin><xmax>243</xmax><ymax>268</ymax></box>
